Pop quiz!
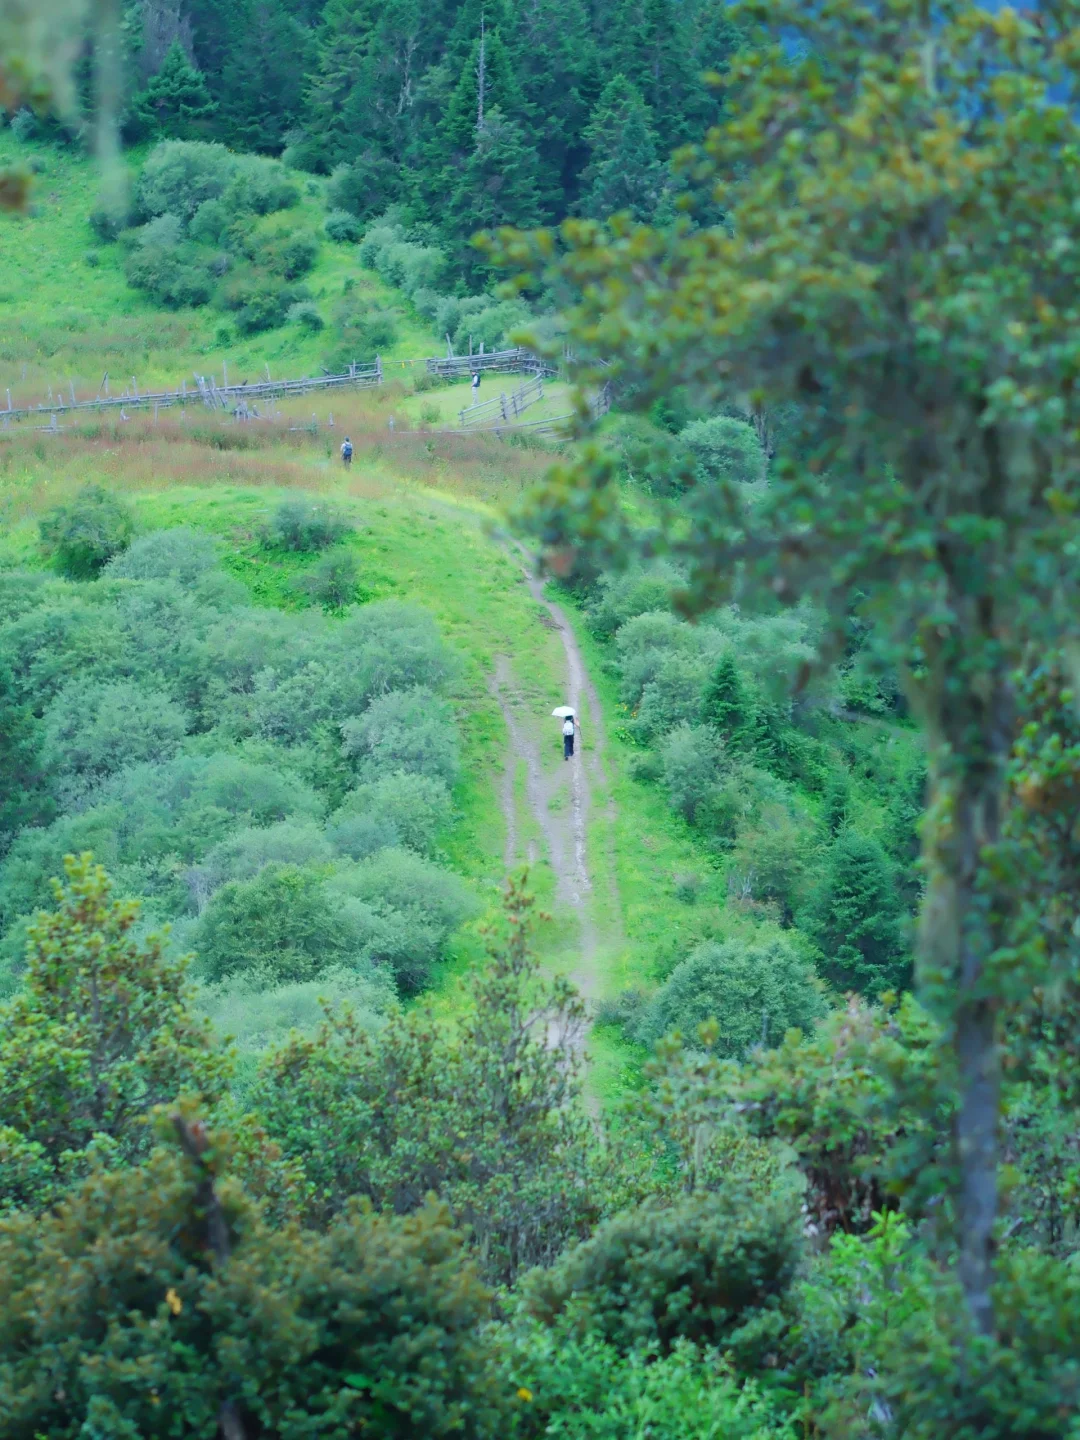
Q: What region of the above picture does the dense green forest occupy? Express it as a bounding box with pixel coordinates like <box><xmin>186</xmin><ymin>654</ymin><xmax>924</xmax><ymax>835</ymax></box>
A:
<box><xmin>4</xmin><ymin>0</ymin><xmax>1080</xmax><ymax>1436</ymax></box>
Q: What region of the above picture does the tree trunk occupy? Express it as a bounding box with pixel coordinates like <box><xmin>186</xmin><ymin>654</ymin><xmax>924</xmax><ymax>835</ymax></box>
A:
<box><xmin>919</xmin><ymin>639</ymin><xmax>1013</xmax><ymax>1335</ymax></box>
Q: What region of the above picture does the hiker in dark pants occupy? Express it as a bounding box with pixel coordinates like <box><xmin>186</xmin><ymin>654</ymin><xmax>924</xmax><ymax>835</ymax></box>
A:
<box><xmin>562</xmin><ymin>713</ymin><xmax>576</xmax><ymax>760</ymax></box>
<box><xmin>341</xmin><ymin>436</ymin><xmax>353</xmax><ymax>467</ymax></box>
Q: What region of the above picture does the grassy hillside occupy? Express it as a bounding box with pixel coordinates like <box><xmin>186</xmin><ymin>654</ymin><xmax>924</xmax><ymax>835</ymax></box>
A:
<box><xmin>0</xmin><ymin>133</ymin><xmax>439</xmax><ymax>403</ymax></box>
<box><xmin>0</xmin><ymin>395</ymin><xmax>772</xmax><ymax>1105</ymax></box>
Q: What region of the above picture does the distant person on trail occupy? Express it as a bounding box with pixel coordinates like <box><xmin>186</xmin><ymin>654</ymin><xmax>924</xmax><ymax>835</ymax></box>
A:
<box><xmin>341</xmin><ymin>436</ymin><xmax>353</xmax><ymax>467</ymax></box>
<box><xmin>562</xmin><ymin>712</ymin><xmax>576</xmax><ymax>761</ymax></box>
<box><xmin>471</xmin><ymin>371</ymin><xmax>480</xmax><ymax>399</ymax></box>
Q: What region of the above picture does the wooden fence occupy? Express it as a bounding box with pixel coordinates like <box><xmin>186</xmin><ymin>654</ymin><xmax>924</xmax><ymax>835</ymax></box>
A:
<box><xmin>0</xmin><ymin>359</ymin><xmax>384</xmax><ymax>427</ymax></box>
<box><xmin>424</xmin><ymin>347</ymin><xmax>555</xmax><ymax>381</ymax></box>
<box><xmin>458</xmin><ymin>373</ymin><xmax>547</xmax><ymax>427</ymax></box>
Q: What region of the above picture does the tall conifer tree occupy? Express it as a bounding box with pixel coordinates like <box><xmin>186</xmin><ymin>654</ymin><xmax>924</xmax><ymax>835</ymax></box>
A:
<box><xmin>578</xmin><ymin>74</ymin><xmax>667</xmax><ymax>221</ymax></box>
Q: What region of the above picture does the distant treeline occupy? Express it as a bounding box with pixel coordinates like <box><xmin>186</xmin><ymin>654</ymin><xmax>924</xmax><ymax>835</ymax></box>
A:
<box><xmin>14</xmin><ymin>1</ymin><xmax>742</xmax><ymax>267</ymax></box>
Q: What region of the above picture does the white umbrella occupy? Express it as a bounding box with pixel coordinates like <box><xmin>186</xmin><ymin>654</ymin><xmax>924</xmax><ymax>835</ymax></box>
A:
<box><xmin>551</xmin><ymin>706</ymin><xmax>575</xmax><ymax>718</ymax></box>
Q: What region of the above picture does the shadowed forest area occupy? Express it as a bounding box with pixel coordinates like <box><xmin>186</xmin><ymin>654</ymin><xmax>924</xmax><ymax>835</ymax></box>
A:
<box><xmin>3</xmin><ymin>2</ymin><xmax>1080</xmax><ymax>1437</ymax></box>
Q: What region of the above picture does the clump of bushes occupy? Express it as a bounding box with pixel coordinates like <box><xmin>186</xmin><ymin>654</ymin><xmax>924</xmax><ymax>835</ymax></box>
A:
<box><xmin>634</xmin><ymin>937</ymin><xmax>825</xmax><ymax>1055</ymax></box>
<box><xmin>300</xmin><ymin>547</ymin><xmax>361</xmax><ymax>609</ymax></box>
<box><xmin>107</xmin><ymin>140</ymin><xmax>314</xmax><ymax>331</ymax></box>
<box><xmin>266</xmin><ymin>494</ymin><xmax>351</xmax><ymax>551</ymax></box>
<box><xmin>0</xmin><ymin>523</ymin><xmax>470</xmax><ymax>1036</ymax></box>
<box><xmin>325</xmin><ymin>208</ymin><xmax>364</xmax><ymax>243</ymax></box>
<box><xmin>522</xmin><ymin>1182</ymin><xmax>804</xmax><ymax>1353</ymax></box>
<box><xmin>38</xmin><ymin>485</ymin><xmax>134</xmax><ymax>579</ymax></box>
<box><xmin>353</xmin><ymin>214</ymin><xmax>531</xmax><ymax>358</ymax></box>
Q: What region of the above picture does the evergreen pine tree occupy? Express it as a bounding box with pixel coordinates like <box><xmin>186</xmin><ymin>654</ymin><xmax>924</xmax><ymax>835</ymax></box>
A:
<box><xmin>215</xmin><ymin>0</ymin><xmax>311</xmax><ymax>153</ymax></box>
<box><xmin>126</xmin><ymin>40</ymin><xmax>215</xmax><ymax>141</ymax></box>
<box><xmin>505</xmin><ymin>0</ymin><xmax>600</xmax><ymax>211</ymax></box>
<box><xmin>444</xmin><ymin>107</ymin><xmax>543</xmax><ymax>286</ymax></box>
<box><xmin>578</xmin><ymin>74</ymin><xmax>667</xmax><ymax>221</ymax></box>
<box><xmin>437</xmin><ymin>29</ymin><xmax>523</xmax><ymax>168</ymax></box>
<box><xmin>602</xmin><ymin>0</ymin><xmax>701</xmax><ymax>149</ymax></box>
<box><xmin>702</xmin><ymin>653</ymin><xmax>751</xmax><ymax>739</ymax></box>
<box><xmin>801</xmin><ymin>829</ymin><xmax>910</xmax><ymax>996</ymax></box>
<box><xmin>0</xmin><ymin>662</ymin><xmax>53</xmax><ymax>852</ymax></box>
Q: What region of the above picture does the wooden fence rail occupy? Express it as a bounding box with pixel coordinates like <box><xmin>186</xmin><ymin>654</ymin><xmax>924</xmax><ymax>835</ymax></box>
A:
<box><xmin>0</xmin><ymin>359</ymin><xmax>385</xmax><ymax>426</ymax></box>
<box><xmin>424</xmin><ymin>347</ymin><xmax>556</xmax><ymax>381</ymax></box>
<box><xmin>458</xmin><ymin>373</ymin><xmax>547</xmax><ymax>428</ymax></box>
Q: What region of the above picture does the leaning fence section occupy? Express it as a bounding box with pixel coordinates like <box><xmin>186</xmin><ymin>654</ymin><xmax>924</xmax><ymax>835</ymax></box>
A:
<box><xmin>0</xmin><ymin>359</ymin><xmax>385</xmax><ymax>427</ymax></box>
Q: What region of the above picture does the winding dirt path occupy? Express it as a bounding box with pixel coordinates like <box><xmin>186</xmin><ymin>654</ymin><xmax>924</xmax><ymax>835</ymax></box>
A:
<box><xmin>489</xmin><ymin>545</ymin><xmax>619</xmax><ymax>1004</ymax></box>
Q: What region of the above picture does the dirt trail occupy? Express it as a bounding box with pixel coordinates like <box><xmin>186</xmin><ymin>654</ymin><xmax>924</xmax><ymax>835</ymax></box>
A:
<box><xmin>489</xmin><ymin>546</ymin><xmax>618</xmax><ymax>1004</ymax></box>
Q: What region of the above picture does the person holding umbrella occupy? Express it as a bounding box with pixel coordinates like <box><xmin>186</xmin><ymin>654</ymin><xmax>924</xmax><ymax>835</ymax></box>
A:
<box><xmin>553</xmin><ymin>706</ymin><xmax>577</xmax><ymax>760</ymax></box>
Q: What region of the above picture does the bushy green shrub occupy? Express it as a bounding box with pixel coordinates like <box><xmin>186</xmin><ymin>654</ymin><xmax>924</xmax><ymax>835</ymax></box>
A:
<box><xmin>105</xmin><ymin>526</ymin><xmax>219</xmax><ymax>585</ymax></box>
<box><xmin>194</xmin><ymin>862</ymin><xmax>368</xmax><ymax>985</ymax></box>
<box><xmin>339</xmin><ymin>600</ymin><xmax>458</xmax><ymax>695</ymax></box>
<box><xmin>136</xmin><ymin>139</ymin><xmax>236</xmax><ymax>221</ymax></box>
<box><xmin>125</xmin><ymin>239</ymin><xmax>214</xmax><ymax>307</ymax></box>
<box><xmin>0</xmin><ymin>809</ymin><xmax>123</xmax><ymax>927</ymax></box>
<box><xmin>262</xmin><ymin>227</ymin><xmax>319</xmax><ymax>280</ymax></box>
<box><xmin>301</xmin><ymin>546</ymin><xmax>360</xmax><ymax>608</ymax></box>
<box><xmin>636</xmin><ymin>936</ymin><xmax>825</xmax><ymax>1054</ymax></box>
<box><xmin>452</xmin><ymin>299</ymin><xmax>530</xmax><ymax>354</ymax></box>
<box><xmin>201</xmin><ymin>963</ymin><xmax>395</xmax><ymax>1062</ymax></box>
<box><xmin>800</xmin><ymin>828</ymin><xmax>910</xmax><ymax>995</ymax></box>
<box><xmin>342</xmin><ymin>687</ymin><xmax>460</xmax><ymax>787</ymax></box>
<box><xmin>222</xmin><ymin>274</ymin><xmax>298</xmax><ymax>333</ymax></box>
<box><xmin>288</xmin><ymin>298</ymin><xmax>324</xmax><ymax>331</ymax></box>
<box><xmin>267</xmin><ymin>494</ymin><xmax>351</xmax><ymax>551</ymax></box>
<box><xmin>188</xmin><ymin>196</ymin><xmax>229</xmax><ymax>242</ymax></box>
<box><xmin>42</xmin><ymin>676</ymin><xmax>190</xmax><ymax>807</ymax></box>
<box><xmin>332</xmin><ymin>772</ymin><xmax>453</xmax><ymax>859</ymax></box>
<box><xmin>329</xmin><ymin>847</ymin><xmax>476</xmax><ymax>991</ymax></box>
<box><xmin>0</xmin><ymin>1149</ymin><xmax>503</xmax><ymax>1439</ymax></box>
<box><xmin>325</xmin><ymin>208</ymin><xmax>363</xmax><ymax>242</ymax></box>
<box><xmin>633</xmin><ymin>650</ymin><xmax>711</xmax><ymax>741</ymax></box>
<box><xmin>727</xmin><ymin>804</ymin><xmax>816</xmax><ymax>923</ymax></box>
<box><xmin>192</xmin><ymin>821</ymin><xmax>333</xmax><ymax>906</ymax></box>
<box><xmin>38</xmin><ymin>485</ymin><xmax>134</xmax><ymax>579</ymax></box>
<box><xmin>586</xmin><ymin>562</ymin><xmax>683</xmax><ymax>639</ymax></box>
<box><xmin>435</xmin><ymin>293</ymin><xmax>489</xmax><ymax>343</ymax></box>
<box><xmin>327</xmin><ymin>155</ymin><xmax>403</xmax><ymax>222</ymax></box>
<box><xmin>659</xmin><ymin>724</ymin><xmax>728</xmax><ymax>824</ymax></box>
<box><xmin>505</xmin><ymin>1331</ymin><xmax>796</xmax><ymax>1440</ymax></box>
<box><xmin>0</xmin><ymin>857</ymin><xmax>229</xmax><ymax>1211</ymax></box>
<box><xmin>328</xmin><ymin>296</ymin><xmax>399</xmax><ymax>363</ymax></box>
<box><xmin>224</xmin><ymin>152</ymin><xmax>300</xmax><ymax>214</ymax></box>
<box><xmin>103</xmin><ymin>753</ymin><xmax>323</xmax><ymax>864</ymax></box>
<box><xmin>522</xmin><ymin>1184</ymin><xmax>803</xmax><ymax>1354</ymax></box>
<box><xmin>680</xmin><ymin>414</ymin><xmax>766</xmax><ymax>486</ymax></box>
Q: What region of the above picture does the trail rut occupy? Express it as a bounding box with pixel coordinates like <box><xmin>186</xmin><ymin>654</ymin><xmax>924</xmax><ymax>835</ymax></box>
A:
<box><xmin>489</xmin><ymin>546</ymin><xmax>618</xmax><ymax>1004</ymax></box>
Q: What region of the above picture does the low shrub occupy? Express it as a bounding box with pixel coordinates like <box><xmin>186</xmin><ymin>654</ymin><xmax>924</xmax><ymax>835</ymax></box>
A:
<box><xmin>635</xmin><ymin>936</ymin><xmax>825</xmax><ymax>1055</ymax></box>
<box><xmin>267</xmin><ymin>494</ymin><xmax>351</xmax><ymax>552</ymax></box>
<box><xmin>193</xmin><ymin>862</ymin><xmax>360</xmax><ymax>985</ymax></box>
<box><xmin>105</xmin><ymin>526</ymin><xmax>219</xmax><ymax>585</ymax></box>
<box><xmin>38</xmin><ymin>485</ymin><xmax>134</xmax><ymax>579</ymax></box>
<box><xmin>504</xmin><ymin>1330</ymin><xmax>796</xmax><ymax>1440</ymax></box>
<box><xmin>341</xmin><ymin>687</ymin><xmax>460</xmax><ymax>788</ymax></box>
<box><xmin>135</xmin><ymin>139</ymin><xmax>236</xmax><ymax>221</ymax></box>
<box><xmin>42</xmin><ymin>676</ymin><xmax>190</xmax><ymax>808</ymax></box>
<box><xmin>300</xmin><ymin>546</ymin><xmax>361</xmax><ymax>608</ymax></box>
<box><xmin>328</xmin><ymin>847</ymin><xmax>476</xmax><ymax>991</ymax></box>
<box><xmin>201</xmin><ymin>964</ymin><xmax>395</xmax><ymax>1062</ymax></box>
<box><xmin>287</xmin><ymin>299</ymin><xmax>324</xmax><ymax>331</ymax></box>
<box><xmin>325</xmin><ymin>208</ymin><xmax>363</xmax><ymax>243</ymax></box>
<box><xmin>522</xmin><ymin>1184</ymin><xmax>803</xmax><ymax>1354</ymax></box>
<box><xmin>680</xmin><ymin>414</ymin><xmax>766</xmax><ymax>486</ymax></box>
